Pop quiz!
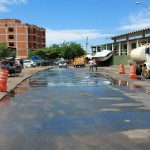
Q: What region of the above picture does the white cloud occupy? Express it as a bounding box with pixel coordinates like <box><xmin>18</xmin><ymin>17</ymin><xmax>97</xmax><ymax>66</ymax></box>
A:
<box><xmin>46</xmin><ymin>29</ymin><xmax>112</xmax><ymax>47</ymax></box>
<box><xmin>117</xmin><ymin>11</ymin><xmax>150</xmax><ymax>31</ymax></box>
<box><xmin>0</xmin><ymin>4</ymin><xmax>9</xmax><ymax>12</ymax></box>
<box><xmin>0</xmin><ymin>0</ymin><xmax>27</xmax><ymax>12</ymax></box>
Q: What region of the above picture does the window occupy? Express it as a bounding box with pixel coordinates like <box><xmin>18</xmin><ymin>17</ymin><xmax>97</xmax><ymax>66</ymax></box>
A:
<box><xmin>132</xmin><ymin>43</ymin><xmax>136</xmax><ymax>49</ymax></box>
<box><xmin>123</xmin><ymin>44</ymin><xmax>127</xmax><ymax>49</ymax></box>
<box><xmin>8</xmin><ymin>35</ymin><xmax>14</xmax><ymax>39</ymax></box>
<box><xmin>9</xmin><ymin>42</ymin><xmax>14</xmax><ymax>47</ymax></box>
<box><xmin>146</xmin><ymin>48</ymin><xmax>150</xmax><ymax>55</ymax></box>
<box><xmin>8</xmin><ymin>27</ymin><xmax>14</xmax><ymax>32</ymax></box>
<box><xmin>97</xmin><ymin>47</ymin><xmax>101</xmax><ymax>52</ymax></box>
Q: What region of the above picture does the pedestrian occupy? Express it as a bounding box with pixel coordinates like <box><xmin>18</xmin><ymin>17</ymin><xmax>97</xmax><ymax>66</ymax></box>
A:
<box><xmin>89</xmin><ymin>59</ymin><xmax>95</xmax><ymax>71</ymax></box>
<box><xmin>6</xmin><ymin>61</ymin><xmax>16</xmax><ymax>70</ymax></box>
<box><xmin>94</xmin><ymin>59</ymin><xmax>98</xmax><ymax>71</ymax></box>
<box><xmin>15</xmin><ymin>59</ymin><xmax>20</xmax><ymax>65</ymax></box>
<box><xmin>20</xmin><ymin>58</ymin><xmax>24</xmax><ymax>68</ymax></box>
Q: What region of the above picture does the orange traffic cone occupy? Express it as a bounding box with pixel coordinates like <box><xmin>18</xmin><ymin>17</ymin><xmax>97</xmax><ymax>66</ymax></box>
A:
<box><xmin>129</xmin><ymin>64</ymin><xmax>137</xmax><ymax>79</ymax></box>
<box><xmin>0</xmin><ymin>69</ymin><xmax>8</xmax><ymax>92</ymax></box>
<box><xmin>119</xmin><ymin>64</ymin><xmax>125</xmax><ymax>74</ymax></box>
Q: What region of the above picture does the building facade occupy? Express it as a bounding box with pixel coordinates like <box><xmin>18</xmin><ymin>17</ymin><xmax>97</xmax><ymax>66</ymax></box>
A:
<box><xmin>0</xmin><ymin>18</ymin><xmax>46</xmax><ymax>58</ymax></box>
<box><xmin>91</xmin><ymin>28</ymin><xmax>150</xmax><ymax>65</ymax></box>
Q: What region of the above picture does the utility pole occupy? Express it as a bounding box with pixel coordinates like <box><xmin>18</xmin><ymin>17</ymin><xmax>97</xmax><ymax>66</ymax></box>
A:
<box><xmin>76</xmin><ymin>33</ymin><xmax>89</xmax><ymax>52</ymax></box>
<box><xmin>86</xmin><ymin>36</ymin><xmax>88</xmax><ymax>53</ymax></box>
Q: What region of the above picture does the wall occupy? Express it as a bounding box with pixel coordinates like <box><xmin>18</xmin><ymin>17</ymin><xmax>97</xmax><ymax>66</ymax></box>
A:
<box><xmin>98</xmin><ymin>55</ymin><xmax>130</xmax><ymax>66</ymax></box>
<box><xmin>112</xmin><ymin>55</ymin><xmax>130</xmax><ymax>65</ymax></box>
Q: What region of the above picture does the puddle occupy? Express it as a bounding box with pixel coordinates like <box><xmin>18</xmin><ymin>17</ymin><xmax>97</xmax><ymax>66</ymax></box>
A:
<box><xmin>0</xmin><ymin>95</ymin><xmax>9</xmax><ymax>108</ymax></box>
<box><xmin>2</xmin><ymin>68</ymin><xmax>150</xmax><ymax>102</ymax></box>
<box><xmin>0</xmin><ymin>68</ymin><xmax>150</xmax><ymax>143</ymax></box>
<box><xmin>108</xmin><ymin>78</ymin><xmax>150</xmax><ymax>92</ymax></box>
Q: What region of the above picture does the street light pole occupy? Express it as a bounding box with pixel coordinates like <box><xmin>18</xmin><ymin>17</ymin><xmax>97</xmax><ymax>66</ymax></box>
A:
<box><xmin>85</xmin><ymin>36</ymin><xmax>88</xmax><ymax>53</ymax></box>
<box><xmin>136</xmin><ymin>1</ymin><xmax>150</xmax><ymax>12</ymax></box>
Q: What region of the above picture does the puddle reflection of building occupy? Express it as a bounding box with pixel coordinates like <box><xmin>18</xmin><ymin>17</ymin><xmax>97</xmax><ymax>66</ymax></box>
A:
<box><xmin>0</xmin><ymin>96</ymin><xmax>8</xmax><ymax>108</ymax></box>
<box><xmin>14</xmin><ymin>80</ymin><xmax>29</xmax><ymax>96</ymax></box>
<box><xmin>29</xmin><ymin>78</ymin><xmax>48</xmax><ymax>87</ymax></box>
<box><xmin>0</xmin><ymin>95</ymin><xmax>18</xmax><ymax>111</ymax></box>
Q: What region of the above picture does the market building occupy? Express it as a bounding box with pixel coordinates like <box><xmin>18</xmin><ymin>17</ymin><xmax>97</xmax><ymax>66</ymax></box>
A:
<box><xmin>91</xmin><ymin>28</ymin><xmax>150</xmax><ymax>65</ymax></box>
<box><xmin>0</xmin><ymin>18</ymin><xmax>46</xmax><ymax>58</ymax></box>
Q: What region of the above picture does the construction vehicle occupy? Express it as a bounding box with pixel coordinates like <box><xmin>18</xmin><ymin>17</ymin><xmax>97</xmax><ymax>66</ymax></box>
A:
<box><xmin>130</xmin><ymin>44</ymin><xmax>150</xmax><ymax>79</ymax></box>
<box><xmin>73</xmin><ymin>57</ymin><xmax>85</xmax><ymax>67</ymax></box>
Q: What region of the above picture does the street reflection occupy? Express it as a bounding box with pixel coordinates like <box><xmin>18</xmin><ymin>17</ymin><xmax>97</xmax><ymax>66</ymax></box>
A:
<box><xmin>0</xmin><ymin>95</ymin><xmax>8</xmax><ymax>108</ymax></box>
<box><xmin>2</xmin><ymin>68</ymin><xmax>150</xmax><ymax>106</ymax></box>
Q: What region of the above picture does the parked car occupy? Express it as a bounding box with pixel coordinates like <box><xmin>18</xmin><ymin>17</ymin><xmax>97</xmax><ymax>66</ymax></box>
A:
<box><xmin>53</xmin><ymin>60</ymin><xmax>60</xmax><ymax>65</ymax></box>
<box><xmin>58</xmin><ymin>60</ymin><xmax>67</xmax><ymax>68</ymax></box>
<box><xmin>24</xmin><ymin>60</ymin><xmax>37</xmax><ymax>68</ymax></box>
<box><xmin>31</xmin><ymin>56</ymin><xmax>42</xmax><ymax>66</ymax></box>
<box><xmin>41</xmin><ymin>59</ymin><xmax>52</xmax><ymax>66</ymax></box>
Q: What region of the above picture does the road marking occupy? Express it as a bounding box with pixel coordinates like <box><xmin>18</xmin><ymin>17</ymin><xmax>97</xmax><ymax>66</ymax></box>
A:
<box><xmin>121</xmin><ymin>129</ymin><xmax>150</xmax><ymax>139</ymax></box>
<box><xmin>98</xmin><ymin>108</ymin><xmax>120</xmax><ymax>112</ymax></box>
<box><xmin>97</xmin><ymin>97</ymin><xmax>123</xmax><ymax>100</ymax></box>
<box><xmin>112</xmin><ymin>103</ymin><xmax>141</xmax><ymax>107</ymax></box>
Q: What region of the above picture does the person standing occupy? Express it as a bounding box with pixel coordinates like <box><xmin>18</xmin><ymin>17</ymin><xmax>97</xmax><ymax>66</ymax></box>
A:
<box><xmin>20</xmin><ymin>58</ymin><xmax>24</xmax><ymax>68</ymax></box>
<box><xmin>15</xmin><ymin>59</ymin><xmax>20</xmax><ymax>65</ymax></box>
<box><xmin>94</xmin><ymin>59</ymin><xmax>98</xmax><ymax>71</ymax></box>
<box><xmin>89</xmin><ymin>59</ymin><xmax>94</xmax><ymax>71</ymax></box>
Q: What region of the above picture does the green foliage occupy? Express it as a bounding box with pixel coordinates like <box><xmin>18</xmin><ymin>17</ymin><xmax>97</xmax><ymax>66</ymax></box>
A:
<box><xmin>30</xmin><ymin>42</ymin><xmax>86</xmax><ymax>60</ymax></box>
<box><xmin>60</xmin><ymin>42</ymin><xmax>86</xmax><ymax>59</ymax></box>
<box><xmin>45</xmin><ymin>44</ymin><xmax>61</xmax><ymax>59</ymax></box>
<box><xmin>0</xmin><ymin>42</ymin><xmax>14</xmax><ymax>59</ymax></box>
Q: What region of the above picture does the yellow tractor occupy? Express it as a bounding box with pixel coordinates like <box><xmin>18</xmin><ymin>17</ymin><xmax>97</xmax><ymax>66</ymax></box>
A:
<box><xmin>73</xmin><ymin>57</ymin><xmax>85</xmax><ymax>67</ymax></box>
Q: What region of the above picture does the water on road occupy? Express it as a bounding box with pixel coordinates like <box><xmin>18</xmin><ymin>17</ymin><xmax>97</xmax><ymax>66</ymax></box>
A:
<box><xmin>0</xmin><ymin>66</ymin><xmax>150</xmax><ymax>150</ymax></box>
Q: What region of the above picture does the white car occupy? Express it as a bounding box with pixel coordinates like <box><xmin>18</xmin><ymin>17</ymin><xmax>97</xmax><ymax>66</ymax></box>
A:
<box><xmin>24</xmin><ymin>60</ymin><xmax>37</xmax><ymax>68</ymax></box>
<box><xmin>59</xmin><ymin>60</ymin><xmax>67</xmax><ymax>68</ymax></box>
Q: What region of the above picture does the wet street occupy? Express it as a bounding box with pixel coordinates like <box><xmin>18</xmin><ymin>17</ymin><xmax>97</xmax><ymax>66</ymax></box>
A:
<box><xmin>0</xmin><ymin>66</ymin><xmax>150</xmax><ymax>150</ymax></box>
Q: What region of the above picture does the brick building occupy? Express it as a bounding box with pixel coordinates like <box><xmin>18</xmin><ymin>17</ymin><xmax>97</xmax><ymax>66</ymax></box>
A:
<box><xmin>0</xmin><ymin>18</ymin><xmax>46</xmax><ymax>58</ymax></box>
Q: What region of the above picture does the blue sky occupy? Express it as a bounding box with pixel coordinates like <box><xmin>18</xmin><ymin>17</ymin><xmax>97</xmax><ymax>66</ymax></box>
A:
<box><xmin>0</xmin><ymin>0</ymin><xmax>150</xmax><ymax>52</ymax></box>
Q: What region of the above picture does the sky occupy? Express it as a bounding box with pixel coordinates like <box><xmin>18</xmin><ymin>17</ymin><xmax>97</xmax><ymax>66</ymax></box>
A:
<box><xmin>0</xmin><ymin>0</ymin><xmax>150</xmax><ymax>52</ymax></box>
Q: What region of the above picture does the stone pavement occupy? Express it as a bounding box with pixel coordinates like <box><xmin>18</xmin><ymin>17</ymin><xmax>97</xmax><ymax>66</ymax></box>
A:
<box><xmin>0</xmin><ymin>65</ymin><xmax>150</xmax><ymax>100</ymax></box>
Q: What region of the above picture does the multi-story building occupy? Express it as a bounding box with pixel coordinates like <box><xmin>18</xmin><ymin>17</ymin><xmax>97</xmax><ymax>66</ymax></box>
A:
<box><xmin>91</xmin><ymin>28</ymin><xmax>150</xmax><ymax>65</ymax></box>
<box><xmin>0</xmin><ymin>18</ymin><xmax>46</xmax><ymax>58</ymax></box>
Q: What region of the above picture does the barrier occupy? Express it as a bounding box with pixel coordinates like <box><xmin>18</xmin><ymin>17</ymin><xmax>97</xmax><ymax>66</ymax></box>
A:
<box><xmin>129</xmin><ymin>64</ymin><xmax>137</xmax><ymax>79</ymax></box>
<box><xmin>119</xmin><ymin>64</ymin><xmax>125</xmax><ymax>74</ymax></box>
<box><xmin>0</xmin><ymin>69</ymin><xmax>8</xmax><ymax>92</ymax></box>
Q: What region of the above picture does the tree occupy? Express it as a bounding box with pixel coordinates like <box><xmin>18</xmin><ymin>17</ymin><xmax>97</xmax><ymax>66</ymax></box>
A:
<box><xmin>45</xmin><ymin>44</ymin><xmax>61</xmax><ymax>59</ymax></box>
<box><xmin>0</xmin><ymin>42</ymin><xmax>12</xmax><ymax>58</ymax></box>
<box><xmin>28</xmin><ymin>42</ymin><xmax>86</xmax><ymax>60</ymax></box>
<box><xmin>60</xmin><ymin>42</ymin><xmax>86</xmax><ymax>59</ymax></box>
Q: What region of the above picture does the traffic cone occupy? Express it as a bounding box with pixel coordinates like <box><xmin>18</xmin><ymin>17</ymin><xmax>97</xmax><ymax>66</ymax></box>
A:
<box><xmin>0</xmin><ymin>69</ymin><xmax>8</xmax><ymax>92</ymax></box>
<box><xmin>129</xmin><ymin>64</ymin><xmax>137</xmax><ymax>79</ymax></box>
<box><xmin>119</xmin><ymin>64</ymin><xmax>125</xmax><ymax>74</ymax></box>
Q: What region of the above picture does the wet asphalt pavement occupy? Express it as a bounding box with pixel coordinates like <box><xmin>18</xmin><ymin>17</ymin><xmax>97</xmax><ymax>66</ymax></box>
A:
<box><xmin>0</xmin><ymin>66</ymin><xmax>150</xmax><ymax>150</ymax></box>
